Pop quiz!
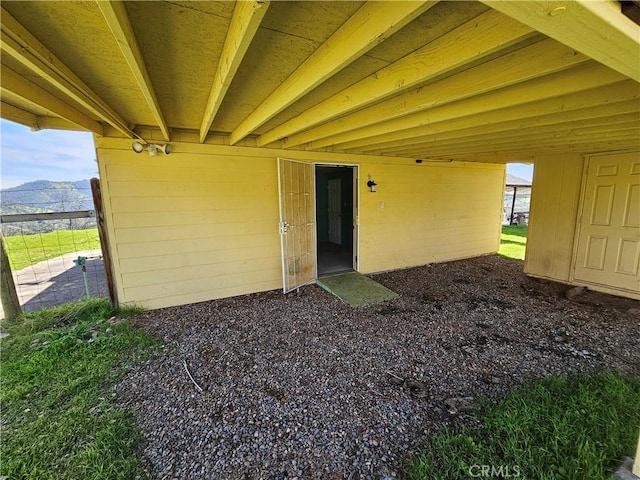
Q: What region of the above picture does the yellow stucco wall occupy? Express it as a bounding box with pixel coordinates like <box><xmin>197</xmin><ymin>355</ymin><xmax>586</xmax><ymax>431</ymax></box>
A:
<box><xmin>525</xmin><ymin>153</ymin><xmax>584</xmax><ymax>282</ymax></box>
<box><xmin>96</xmin><ymin>138</ymin><xmax>504</xmax><ymax>309</ymax></box>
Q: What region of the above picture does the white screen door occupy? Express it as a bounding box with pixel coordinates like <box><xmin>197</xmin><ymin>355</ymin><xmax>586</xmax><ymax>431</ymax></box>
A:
<box><xmin>277</xmin><ymin>158</ymin><xmax>317</xmax><ymax>293</ymax></box>
<box><xmin>574</xmin><ymin>152</ymin><xmax>640</xmax><ymax>295</ymax></box>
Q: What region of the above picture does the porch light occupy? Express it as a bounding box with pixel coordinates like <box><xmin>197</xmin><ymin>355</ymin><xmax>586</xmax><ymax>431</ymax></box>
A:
<box><xmin>132</xmin><ymin>141</ymin><xmax>171</xmax><ymax>156</ymax></box>
<box><xmin>367</xmin><ymin>179</ymin><xmax>377</xmax><ymax>192</ymax></box>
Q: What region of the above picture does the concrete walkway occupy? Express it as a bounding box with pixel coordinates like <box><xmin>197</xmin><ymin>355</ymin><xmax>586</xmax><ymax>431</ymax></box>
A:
<box><xmin>0</xmin><ymin>249</ymin><xmax>108</xmax><ymax>319</ymax></box>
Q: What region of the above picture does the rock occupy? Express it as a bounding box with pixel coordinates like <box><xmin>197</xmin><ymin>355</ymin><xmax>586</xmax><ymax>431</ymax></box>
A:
<box><xmin>565</xmin><ymin>286</ymin><xmax>586</xmax><ymax>299</ymax></box>
<box><xmin>444</xmin><ymin>396</ymin><xmax>476</xmax><ymax>414</ymax></box>
<box><xmin>481</xmin><ymin>374</ymin><xmax>501</xmax><ymax>384</ymax></box>
<box><xmin>404</xmin><ymin>379</ymin><xmax>428</xmax><ymax>397</ymax></box>
<box><xmin>553</xmin><ymin>334</ymin><xmax>571</xmax><ymax>344</ymax></box>
<box><xmin>627</xmin><ymin>307</ymin><xmax>640</xmax><ymax>316</ymax></box>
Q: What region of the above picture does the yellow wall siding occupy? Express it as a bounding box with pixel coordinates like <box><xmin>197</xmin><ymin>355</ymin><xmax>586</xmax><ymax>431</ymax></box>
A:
<box><xmin>524</xmin><ymin>153</ymin><xmax>584</xmax><ymax>282</ymax></box>
<box><xmin>97</xmin><ymin>148</ymin><xmax>282</xmax><ymax>309</ymax></box>
<box><xmin>358</xmin><ymin>163</ymin><xmax>504</xmax><ymax>273</ymax></box>
<box><xmin>96</xmin><ymin>139</ymin><xmax>504</xmax><ymax>309</ymax></box>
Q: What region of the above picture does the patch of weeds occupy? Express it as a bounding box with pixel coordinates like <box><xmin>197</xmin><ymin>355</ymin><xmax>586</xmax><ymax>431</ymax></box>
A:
<box><xmin>405</xmin><ymin>373</ymin><xmax>640</xmax><ymax>480</ymax></box>
<box><xmin>0</xmin><ymin>298</ymin><xmax>156</xmax><ymax>480</ymax></box>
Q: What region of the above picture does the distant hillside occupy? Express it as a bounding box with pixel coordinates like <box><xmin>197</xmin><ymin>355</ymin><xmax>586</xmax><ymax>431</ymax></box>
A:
<box><xmin>0</xmin><ymin>180</ymin><xmax>95</xmax><ymax>235</ymax></box>
<box><xmin>1</xmin><ymin>180</ymin><xmax>93</xmax><ymax>212</ymax></box>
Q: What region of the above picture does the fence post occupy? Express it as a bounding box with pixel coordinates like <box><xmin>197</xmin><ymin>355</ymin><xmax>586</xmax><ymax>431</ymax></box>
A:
<box><xmin>633</xmin><ymin>429</ymin><xmax>640</xmax><ymax>476</ymax></box>
<box><xmin>0</xmin><ymin>231</ymin><xmax>22</xmax><ymax>319</ymax></box>
<box><xmin>90</xmin><ymin>178</ymin><xmax>118</xmax><ymax>309</ymax></box>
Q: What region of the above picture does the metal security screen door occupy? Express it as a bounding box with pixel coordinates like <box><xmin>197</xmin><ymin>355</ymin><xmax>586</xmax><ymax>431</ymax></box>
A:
<box><xmin>277</xmin><ymin>158</ymin><xmax>317</xmax><ymax>293</ymax></box>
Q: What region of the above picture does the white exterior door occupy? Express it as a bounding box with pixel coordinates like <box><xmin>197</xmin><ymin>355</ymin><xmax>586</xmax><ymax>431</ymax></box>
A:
<box><xmin>328</xmin><ymin>178</ymin><xmax>342</xmax><ymax>245</ymax></box>
<box><xmin>574</xmin><ymin>152</ymin><xmax>640</xmax><ymax>296</ymax></box>
<box><xmin>277</xmin><ymin>158</ymin><xmax>317</xmax><ymax>293</ymax></box>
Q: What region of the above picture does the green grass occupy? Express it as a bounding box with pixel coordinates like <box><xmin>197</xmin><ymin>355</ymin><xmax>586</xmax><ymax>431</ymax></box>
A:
<box><xmin>405</xmin><ymin>373</ymin><xmax>640</xmax><ymax>480</ymax></box>
<box><xmin>0</xmin><ymin>298</ymin><xmax>156</xmax><ymax>480</ymax></box>
<box><xmin>4</xmin><ymin>229</ymin><xmax>101</xmax><ymax>271</ymax></box>
<box><xmin>499</xmin><ymin>225</ymin><xmax>528</xmax><ymax>260</ymax></box>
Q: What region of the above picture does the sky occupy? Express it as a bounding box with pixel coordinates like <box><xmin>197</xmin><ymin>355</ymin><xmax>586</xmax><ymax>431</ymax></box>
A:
<box><xmin>506</xmin><ymin>162</ymin><xmax>534</xmax><ymax>182</ymax></box>
<box><xmin>0</xmin><ymin>119</ymin><xmax>98</xmax><ymax>189</ymax></box>
<box><xmin>0</xmin><ymin>117</ymin><xmax>534</xmax><ymax>188</ymax></box>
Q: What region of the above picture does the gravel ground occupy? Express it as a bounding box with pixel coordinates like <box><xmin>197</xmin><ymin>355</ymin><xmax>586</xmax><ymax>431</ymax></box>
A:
<box><xmin>114</xmin><ymin>255</ymin><xmax>639</xmax><ymax>479</ymax></box>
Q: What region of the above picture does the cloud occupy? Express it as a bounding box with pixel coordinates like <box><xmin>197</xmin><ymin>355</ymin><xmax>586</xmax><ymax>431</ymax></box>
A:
<box><xmin>0</xmin><ymin>119</ymin><xmax>98</xmax><ymax>188</ymax></box>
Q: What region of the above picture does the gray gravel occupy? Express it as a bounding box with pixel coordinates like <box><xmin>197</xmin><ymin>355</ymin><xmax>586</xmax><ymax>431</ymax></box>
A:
<box><xmin>113</xmin><ymin>255</ymin><xmax>640</xmax><ymax>479</ymax></box>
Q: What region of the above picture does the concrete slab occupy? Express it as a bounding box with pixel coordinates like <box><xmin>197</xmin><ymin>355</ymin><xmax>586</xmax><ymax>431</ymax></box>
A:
<box><xmin>0</xmin><ymin>249</ymin><xmax>107</xmax><ymax>319</ymax></box>
<box><xmin>316</xmin><ymin>272</ymin><xmax>398</xmax><ymax>307</ymax></box>
<box><xmin>613</xmin><ymin>458</ymin><xmax>639</xmax><ymax>480</ymax></box>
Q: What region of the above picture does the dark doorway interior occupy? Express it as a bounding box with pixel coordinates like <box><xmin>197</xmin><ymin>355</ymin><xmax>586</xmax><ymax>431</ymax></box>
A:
<box><xmin>315</xmin><ymin>165</ymin><xmax>354</xmax><ymax>276</ymax></box>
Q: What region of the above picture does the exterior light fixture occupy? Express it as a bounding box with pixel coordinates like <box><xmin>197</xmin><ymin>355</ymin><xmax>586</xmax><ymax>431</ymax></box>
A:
<box><xmin>132</xmin><ymin>141</ymin><xmax>171</xmax><ymax>156</ymax></box>
<box><xmin>367</xmin><ymin>178</ymin><xmax>377</xmax><ymax>192</ymax></box>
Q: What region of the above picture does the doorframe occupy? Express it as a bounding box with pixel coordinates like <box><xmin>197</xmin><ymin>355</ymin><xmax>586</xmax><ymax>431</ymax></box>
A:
<box><xmin>314</xmin><ymin>162</ymin><xmax>360</xmax><ymax>272</ymax></box>
<box><xmin>569</xmin><ymin>153</ymin><xmax>590</xmax><ymax>286</ymax></box>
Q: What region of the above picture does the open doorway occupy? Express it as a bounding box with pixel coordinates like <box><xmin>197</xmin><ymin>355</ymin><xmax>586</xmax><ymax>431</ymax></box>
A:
<box><xmin>315</xmin><ymin>165</ymin><xmax>357</xmax><ymax>276</ymax></box>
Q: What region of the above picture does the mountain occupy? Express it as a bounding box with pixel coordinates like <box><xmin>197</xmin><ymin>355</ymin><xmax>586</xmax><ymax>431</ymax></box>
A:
<box><xmin>1</xmin><ymin>180</ymin><xmax>94</xmax><ymax>213</ymax></box>
<box><xmin>0</xmin><ymin>180</ymin><xmax>95</xmax><ymax>235</ymax></box>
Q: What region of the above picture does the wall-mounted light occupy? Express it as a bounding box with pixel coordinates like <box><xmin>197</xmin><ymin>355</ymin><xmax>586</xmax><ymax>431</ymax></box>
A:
<box><xmin>367</xmin><ymin>175</ymin><xmax>377</xmax><ymax>192</ymax></box>
<box><xmin>132</xmin><ymin>141</ymin><xmax>171</xmax><ymax>156</ymax></box>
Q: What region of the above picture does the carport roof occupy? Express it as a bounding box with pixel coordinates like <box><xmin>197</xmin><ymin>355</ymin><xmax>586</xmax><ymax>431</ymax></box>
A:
<box><xmin>1</xmin><ymin>0</ymin><xmax>639</xmax><ymax>163</ymax></box>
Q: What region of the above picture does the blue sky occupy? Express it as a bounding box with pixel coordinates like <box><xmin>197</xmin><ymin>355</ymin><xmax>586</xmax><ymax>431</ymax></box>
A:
<box><xmin>0</xmin><ymin>119</ymin><xmax>98</xmax><ymax>189</ymax></box>
<box><xmin>506</xmin><ymin>162</ymin><xmax>533</xmax><ymax>182</ymax></box>
<box><xmin>1</xmin><ymin>117</ymin><xmax>534</xmax><ymax>188</ymax></box>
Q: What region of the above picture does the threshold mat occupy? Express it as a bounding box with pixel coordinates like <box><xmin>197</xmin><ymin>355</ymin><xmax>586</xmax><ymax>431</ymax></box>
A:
<box><xmin>316</xmin><ymin>272</ymin><xmax>399</xmax><ymax>307</ymax></box>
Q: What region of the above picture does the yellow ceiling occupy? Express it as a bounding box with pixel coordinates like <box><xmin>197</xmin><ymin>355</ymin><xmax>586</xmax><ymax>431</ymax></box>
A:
<box><xmin>1</xmin><ymin>0</ymin><xmax>639</xmax><ymax>163</ymax></box>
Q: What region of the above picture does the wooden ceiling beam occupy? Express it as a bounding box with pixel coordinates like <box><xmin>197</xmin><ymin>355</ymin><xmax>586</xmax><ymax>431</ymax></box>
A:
<box><xmin>385</xmin><ymin>115</ymin><xmax>640</xmax><ymax>156</ymax></box>
<box><xmin>364</xmin><ymin>102</ymin><xmax>640</xmax><ymax>155</ymax></box>
<box><xmin>0</xmin><ymin>8</ymin><xmax>132</xmax><ymax>137</ymax></box>
<box><xmin>0</xmin><ymin>102</ymin><xmax>38</xmax><ymax>129</ymax></box>
<box><xmin>36</xmin><ymin>117</ymin><xmax>92</xmax><ymax>131</ymax></box>
<box><xmin>98</xmin><ymin>0</ymin><xmax>169</xmax><ymax>141</ymax></box>
<box><xmin>229</xmin><ymin>0</ymin><xmax>438</xmax><ymax>145</ymax></box>
<box><xmin>402</xmin><ymin>128</ymin><xmax>640</xmax><ymax>157</ymax></box>
<box><xmin>338</xmin><ymin>82</ymin><xmax>639</xmax><ymax>152</ymax></box>
<box><xmin>0</xmin><ymin>67</ymin><xmax>104</xmax><ymax>135</ymax></box>
<box><xmin>287</xmin><ymin>38</ymin><xmax>588</xmax><ymax>148</ymax></box>
<box><xmin>316</xmin><ymin>63</ymin><xmax>626</xmax><ymax>150</ymax></box>
<box><xmin>435</xmin><ymin>138</ymin><xmax>635</xmax><ymax>162</ymax></box>
<box><xmin>481</xmin><ymin>0</ymin><xmax>640</xmax><ymax>82</ymax></box>
<box><xmin>448</xmin><ymin>152</ymin><xmax>535</xmax><ymax>163</ymax></box>
<box><xmin>199</xmin><ymin>0</ymin><xmax>270</xmax><ymax>144</ymax></box>
<box><xmin>0</xmin><ymin>102</ymin><xmax>83</xmax><ymax>131</ymax></box>
<box><xmin>256</xmin><ymin>8</ymin><xmax>536</xmax><ymax>147</ymax></box>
